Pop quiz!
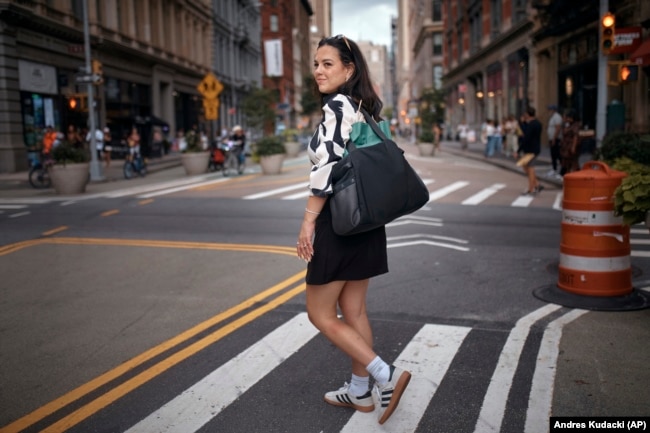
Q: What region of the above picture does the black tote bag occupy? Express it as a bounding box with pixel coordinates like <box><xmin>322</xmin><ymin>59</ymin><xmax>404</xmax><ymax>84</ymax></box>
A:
<box><xmin>329</xmin><ymin>109</ymin><xmax>430</xmax><ymax>236</ymax></box>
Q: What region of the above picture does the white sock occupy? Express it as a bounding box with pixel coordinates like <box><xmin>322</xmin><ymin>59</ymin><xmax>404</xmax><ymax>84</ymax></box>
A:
<box><xmin>349</xmin><ymin>374</ymin><xmax>370</xmax><ymax>397</ymax></box>
<box><xmin>366</xmin><ymin>356</ymin><xmax>390</xmax><ymax>386</ymax></box>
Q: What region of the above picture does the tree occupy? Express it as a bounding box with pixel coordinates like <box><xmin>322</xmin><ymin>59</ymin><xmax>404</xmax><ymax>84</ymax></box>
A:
<box><xmin>241</xmin><ymin>86</ymin><xmax>278</xmax><ymax>133</ymax></box>
<box><xmin>300</xmin><ymin>75</ymin><xmax>320</xmax><ymax>130</ymax></box>
<box><xmin>418</xmin><ymin>87</ymin><xmax>445</xmax><ymax>130</ymax></box>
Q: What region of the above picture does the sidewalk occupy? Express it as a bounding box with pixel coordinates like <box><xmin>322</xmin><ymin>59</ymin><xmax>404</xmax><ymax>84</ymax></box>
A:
<box><xmin>0</xmin><ymin>152</ymin><xmax>184</xmax><ymax>199</ymax></box>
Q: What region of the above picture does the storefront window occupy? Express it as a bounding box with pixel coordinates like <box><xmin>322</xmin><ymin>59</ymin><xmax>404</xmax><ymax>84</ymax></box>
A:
<box><xmin>21</xmin><ymin>92</ymin><xmax>61</xmax><ymax>150</ymax></box>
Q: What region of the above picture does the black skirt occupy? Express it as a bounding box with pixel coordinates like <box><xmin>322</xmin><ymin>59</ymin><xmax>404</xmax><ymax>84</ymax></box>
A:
<box><xmin>306</xmin><ymin>199</ymin><xmax>388</xmax><ymax>285</ymax></box>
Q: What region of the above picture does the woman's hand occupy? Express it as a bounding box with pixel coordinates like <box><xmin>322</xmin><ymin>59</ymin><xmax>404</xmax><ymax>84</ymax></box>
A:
<box><xmin>297</xmin><ymin>219</ymin><xmax>315</xmax><ymax>262</ymax></box>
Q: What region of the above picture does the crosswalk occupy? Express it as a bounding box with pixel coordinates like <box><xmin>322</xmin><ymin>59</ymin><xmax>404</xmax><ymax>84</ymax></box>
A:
<box><xmin>12</xmin><ymin>305</ymin><xmax>586</xmax><ymax>433</ymax></box>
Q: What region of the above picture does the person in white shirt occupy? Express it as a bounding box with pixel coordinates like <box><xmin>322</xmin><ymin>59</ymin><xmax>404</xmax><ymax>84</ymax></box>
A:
<box><xmin>483</xmin><ymin>119</ymin><xmax>497</xmax><ymax>158</ymax></box>
<box><xmin>86</xmin><ymin>128</ymin><xmax>104</xmax><ymax>160</ymax></box>
<box><xmin>457</xmin><ymin>121</ymin><xmax>469</xmax><ymax>150</ymax></box>
<box><xmin>504</xmin><ymin>115</ymin><xmax>519</xmax><ymax>158</ymax></box>
<box><xmin>546</xmin><ymin>105</ymin><xmax>563</xmax><ymax>178</ymax></box>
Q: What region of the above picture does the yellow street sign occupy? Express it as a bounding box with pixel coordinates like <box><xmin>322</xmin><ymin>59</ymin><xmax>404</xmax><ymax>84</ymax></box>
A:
<box><xmin>197</xmin><ymin>72</ymin><xmax>223</xmax><ymax>99</ymax></box>
<box><xmin>203</xmin><ymin>98</ymin><xmax>220</xmax><ymax>120</ymax></box>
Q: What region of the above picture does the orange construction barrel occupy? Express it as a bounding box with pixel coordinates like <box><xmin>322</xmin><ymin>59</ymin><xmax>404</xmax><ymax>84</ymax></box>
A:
<box><xmin>559</xmin><ymin>161</ymin><xmax>631</xmax><ymax>297</ymax></box>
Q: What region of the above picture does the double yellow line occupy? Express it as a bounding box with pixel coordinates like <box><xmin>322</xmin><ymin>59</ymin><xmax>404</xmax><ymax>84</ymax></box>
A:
<box><xmin>0</xmin><ymin>238</ymin><xmax>306</xmax><ymax>433</ymax></box>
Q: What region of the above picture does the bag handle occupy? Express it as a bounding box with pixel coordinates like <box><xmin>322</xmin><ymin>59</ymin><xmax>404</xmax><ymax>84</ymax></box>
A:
<box><xmin>359</xmin><ymin>107</ymin><xmax>389</xmax><ymax>142</ymax></box>
<box><xmin>346</xmin><ymin>106</ymin><xmax>391</xmax><ymax>154</ymax></box>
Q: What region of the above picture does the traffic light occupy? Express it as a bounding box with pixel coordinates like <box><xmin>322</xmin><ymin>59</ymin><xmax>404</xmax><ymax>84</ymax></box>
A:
<box><xmin>619</xmin><ymin>64</ymin><xmax>638</xmax><ymax>83</ymax></box>
<box><xmin>92</xmin><ymin>59</ymin><xmax>103</xmax><ymax>85</ymax></box>
<box><xmin>601</xmin><ymin>12</ymin><xmax>615</xmax><ymax>54</ymax></box>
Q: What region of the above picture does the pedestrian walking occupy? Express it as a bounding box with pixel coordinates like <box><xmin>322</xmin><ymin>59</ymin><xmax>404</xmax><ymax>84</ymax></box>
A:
<box><xmin>483</xmin><ymin>119</ymin><xmax>497</xmax><ymax>158</ymax></box>
<box><xmin>504</xmin><ymin>114</ymin><xmax>519</xmax><ymax>158</ymax></box>
<box><xmin>457</xmin><ymin>120</ymin><xmax>469</xmax><ymax>150</ymax></box>
<box><xmin>560</xmin><ymin>109</ymin><xmax>582</xmax><ymax>175</ymax></box>
<box><xmin>295</xmin><ymin>34</ymin><xmax>411</xmax><ymax>425</ymax></box>
<box><xmin>103</xmin><ymin>127</ymin><xmax>112</xmax><ymax>168</ymax></box>
<box><xmin>518</xmin><ymin>106</ymin><xmax>543</xmax><ymax>195</ymax></box>
<box><xmin>86</xmin><ymin>127</ymin><xmax>104</xmax><ymax>160</ymax></box>
<box><xmin>546</xmin><ymin>105</ymin><xmax>563</xmax><ymax>178</ymax></box>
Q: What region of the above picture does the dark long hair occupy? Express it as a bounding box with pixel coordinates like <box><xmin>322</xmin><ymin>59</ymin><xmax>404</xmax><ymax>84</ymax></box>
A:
<box><xmin>316</xmin><ymin>35</ymin><xmax>383</xmax><ymax>119</ymax></box>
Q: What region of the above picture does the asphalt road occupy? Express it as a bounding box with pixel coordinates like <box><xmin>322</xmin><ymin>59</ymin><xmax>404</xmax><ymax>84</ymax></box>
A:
<box><xmin>1</xmin><ymin>142</ymin><xmax>648</xmax><ymax>433</ymax></box>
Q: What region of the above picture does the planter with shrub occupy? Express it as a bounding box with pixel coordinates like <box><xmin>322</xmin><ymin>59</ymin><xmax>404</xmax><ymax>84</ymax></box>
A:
<box><xmin>418</xmin><ymin>130</ymin><xmax>435</xmax><ymax>156</ymax></box>
<box><xmin>181</xmin><ymin>129</ymin><xmax>210</xmax><ymax>175</ymax></box>
<box><xmin>49</xmin><ymin>141</ymin><xmax>90</xmax><ymax>195</ymax></box>
<box><xmin>254</xmin><ymin>136</ymin><xmax>286</xmax><ymax>175</ymax></box>
<box><xmin>599</xmin><ymin>132</ymin><xmax>650</xmax><ymax>232</ymax></box>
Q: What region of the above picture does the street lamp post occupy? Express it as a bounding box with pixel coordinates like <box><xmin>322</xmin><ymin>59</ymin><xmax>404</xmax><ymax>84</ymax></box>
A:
<box><xmin>82</xmin><ymin>0</ymin><xmax>103</xmax><ymax>181</ymax></box>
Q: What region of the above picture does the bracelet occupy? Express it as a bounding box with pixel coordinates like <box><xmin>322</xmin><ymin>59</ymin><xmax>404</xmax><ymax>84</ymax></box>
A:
<box><xmin>305</xmin><ymin>208</ymin><xmax>320</xmax><ymax>215</ymax></box>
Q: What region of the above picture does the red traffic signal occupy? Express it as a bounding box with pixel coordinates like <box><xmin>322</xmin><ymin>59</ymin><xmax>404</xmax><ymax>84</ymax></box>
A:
<box><xmin>601</xmin><ymin>12</ymin><xmax>615</xmax><ymax>54</ymax></box>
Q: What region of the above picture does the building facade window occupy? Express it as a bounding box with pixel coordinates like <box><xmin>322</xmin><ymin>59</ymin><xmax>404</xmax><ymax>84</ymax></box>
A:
<box><xmin>433</xmin><ymin>65</ymin><xmax>443</xmax><ymax>89</ymax></box>
<box><xmin>513</xmin><ymin>0</ymin><xmax>528</xmax><ymax>23</ymax></box>
<box><xmin>490</xmin><ymin>0</ymin><xmax>502</xmax><ymax>39</ymax></box>
<box><xmin>457</xmin><ymin>23</ymin><xmax>463</xmax><ymax>63</ymax></box>
<box><xmin>270</xmin><ymin>14</ymin><xmax>279</xmax><ymax>32</ymax></box>
<box><xmin>469</xmin><ymin>14</ymin><xmax>480</xmax><ymax>54</ymax></box>
<box><xmin>71</xmin><ymin>0</ymin><xmax>83</xmax><ymax>21</ymax></box>
<box><xmin>433</xmin><ymin>32</ymin><xmax>443</xmax><ymax>56</ymax></box>
<box><xmin>432</xmin><ymin>0</ymin><xmax>442</xmax><ymax>22</ymax></box>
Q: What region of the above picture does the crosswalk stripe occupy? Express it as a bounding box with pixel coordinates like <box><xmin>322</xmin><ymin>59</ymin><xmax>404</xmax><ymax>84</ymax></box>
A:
<box><xmin>282</xmin><ymin>189</ymin><xmax>311</xmax><ymax>200</ymax></box>
<box><xmin>8</xmin><ymin>211</ymin><xmax>30</xmax><ymax>218</ymax></box>
<box><xmin>106</xmin><ymin>174</ymin><xmax>224</xmax><ymax>198</ymax></box>
<box><xmin>525</xmin><ymin>309</ymin><xmax>588</xmax><ymax>433</ymax></box>
<box><xmin>0</xmin><ymin>204</ymin><xmax>28</xmax><ymax>209</ymax></box>
<box><xmin>341</xmin><ymin>324</ymin><xmax>471</xmax><ymax>432</ymax></box>
<box><xmin>124</xmin><ymin>313</ymin><xmax>319</xmax><ymax>433</ymax></box>
<box><xmin>428</xmin><ymin>181</ymin><xmax>469</xmax><ymax>202</ymax></box>
<box><xmin>243</xmin><ymin>182</ymin><xmax>307</xmax><ymax>200</ymax></box>
<box><xmin>473</xmin><ymin>304</ymin><xmax>562</xmax><ymax>433</ymax></box>
<box><xmin>553</xmin><ymin>192</ymin><xmax>563</xmax><ymax>210</ymax></box>
<box><xmin>511</xmin><ymin>195</ymin><xmax>534</xmax><ymax>207</ymax></box>
<box><xmin>462</xmin><ymin>183</ymin><xmax>506</xmax><ymax>205</ymax></box>
<box><xmin>137</xmin><ymin>178</ymin><xmax>231</xmax><ymax>198</ymax></box>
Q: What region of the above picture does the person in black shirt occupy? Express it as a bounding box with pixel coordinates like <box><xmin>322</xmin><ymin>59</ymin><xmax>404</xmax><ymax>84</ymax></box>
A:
<box><xmin>519</xmin><ymin>106</ymin><xmax>543</xmax><ymax>195</ymax></box>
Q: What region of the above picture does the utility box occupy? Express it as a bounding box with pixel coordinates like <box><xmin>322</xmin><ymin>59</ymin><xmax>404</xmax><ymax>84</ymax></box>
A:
<box><xmin>606</xmin><ymin>101</ymin><xmax>625</xmax><ymax>133</ymax></box>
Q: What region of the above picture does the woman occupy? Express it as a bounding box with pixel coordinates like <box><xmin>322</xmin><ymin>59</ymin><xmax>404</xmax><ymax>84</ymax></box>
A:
<box><xmin>560</xmin><ymin>109</ymin><xmax>581</xmax><ymax>175</ymax></box>
<box><xmin>102</xmin><ymin>127</ymin><xmax>112</xmax><ymax>168</ymax></box>
<box><xmin>296</xmin><ymin>35</ymin><xmax>411</xmax><ymax>425</ymax></box>
<box><xmin>127</xmin><ymin>127</ymin><xmax>141</xmax><ymax>162</ymax></box>
<box><xmin>518</xmin><ymin>106</ymin><xmax>543</xmax><ymax>195</ymax></box>
<box><xmin>66</xmin><ymin>125</ymin><xmax>82</xmax><ymax>149</ymax></box>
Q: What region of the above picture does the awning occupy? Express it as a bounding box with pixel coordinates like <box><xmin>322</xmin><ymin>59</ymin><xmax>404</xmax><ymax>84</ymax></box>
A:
<box><xmin>630</xmin><ymin>38</ymin><xmax>650</xmax><ymax>66</ymax></box>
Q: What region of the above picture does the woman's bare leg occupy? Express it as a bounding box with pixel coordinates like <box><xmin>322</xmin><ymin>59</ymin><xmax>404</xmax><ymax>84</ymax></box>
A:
<box><xmin>306</xmin><ymin>279</ymin><xmax>377</xmax><ymax>369</ymax></box>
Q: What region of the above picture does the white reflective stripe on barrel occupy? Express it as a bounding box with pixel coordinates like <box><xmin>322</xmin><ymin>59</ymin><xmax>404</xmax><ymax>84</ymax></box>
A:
<box><xmin>559</xmin><ymin>253</ymin><xmax>631</xmax><ymax>272</ymax></box>
<box><xmin>562</xmin><ymin>209</ymin><xmax>622</xmax><ymax>225</ymax></box>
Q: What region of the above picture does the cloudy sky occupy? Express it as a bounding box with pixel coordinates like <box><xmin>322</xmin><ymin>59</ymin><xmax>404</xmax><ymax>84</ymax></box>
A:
<box><xmin>331</xmin><ymin>0</ymin><xmax>397</xmax><ymax>47</ymax></box>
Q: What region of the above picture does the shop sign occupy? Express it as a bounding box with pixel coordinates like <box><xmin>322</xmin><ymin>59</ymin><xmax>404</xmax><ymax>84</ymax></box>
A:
<box><xmin>18</xmin><ymin>60</ymin><xmax>57</xmax><ymax>94</ymax></box>
<box><xmin>610</xmin><ymin>27</ymin><xmax>642</xmax><ymax>54</ymax></box>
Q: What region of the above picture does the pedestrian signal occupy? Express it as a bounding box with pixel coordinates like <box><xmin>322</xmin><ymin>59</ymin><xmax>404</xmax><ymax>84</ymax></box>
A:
<box><xmin>619</xmin><ymin>64</ymin><xmax>638</xmax><ymax>83</ymax></box>
<box><xmin>68</xmin><ymin>96</ymin><xmax>80</xmax><ymax>110</ymax></box>
<box><xmin>601</xmin><ymin>12</ymin><xmax>615</xmax><ymax>54</ymax></box>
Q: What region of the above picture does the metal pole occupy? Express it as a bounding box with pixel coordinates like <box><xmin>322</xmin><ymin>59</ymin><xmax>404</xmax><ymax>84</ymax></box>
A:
<box><xmin>596</xmin><ymin>0</ymin><xmax>609</xmax><ymax>147</ymax></box>
<box><xmin>83</xmin><ymin>0</ymin><xmax>103</xmax><ymax>181</ymax></box>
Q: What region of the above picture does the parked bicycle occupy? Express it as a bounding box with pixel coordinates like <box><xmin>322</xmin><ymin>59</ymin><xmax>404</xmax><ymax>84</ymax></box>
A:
<box><xmin>28</xmin><ymin>152</ymin><xmax>52</xmax><ymax>189</ymax></box>
<box><xmin>123</xmin><ymin>151</ymin><xmax>147</xmax><ymax>179</ymax></box>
